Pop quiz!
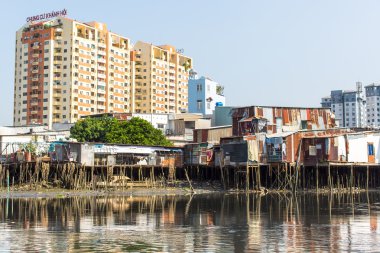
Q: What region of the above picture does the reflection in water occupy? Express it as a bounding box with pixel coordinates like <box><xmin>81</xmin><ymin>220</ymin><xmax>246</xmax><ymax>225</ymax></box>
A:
<box><xmin>0</xmin><ymin>192</ymin><xmax>380</xmax><ymax>252</ymax></box>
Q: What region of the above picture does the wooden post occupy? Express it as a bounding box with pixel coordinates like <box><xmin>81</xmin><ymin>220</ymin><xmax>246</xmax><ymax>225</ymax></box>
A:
<box><xmin>246</xmin><ymin>164</ymin><xmax>249</xmax><ymax>191</ymax></box>
<box><xmin>350</xmin><ymin>164</ymin><xmax>354</xmax><ymax>192</ymax></box>
<box><xmin>257</xmin><ymin>164</ymin><xmax>261</xmax><ymax>189</ymax></box>
<box><xmin>328</xmin><ymin>163</ymin><xmax>331</xmax><ymax>190</ymax></box>
<box><xmin>6</xmin><ymin>169</ymin><xmax>9</xmax><ymax>193</ymax></box>
<box><xmin>91</xmin><ymin>166</ymin><xmax>94</xmax><ymax>190</ymax></box>
<box><xmin>366</xmin><ymin>165</ymin><xmax>369</xmax><ymax>191</ymax></box>
<box><xmin>316</xmin><ymin>163</ymin><xmax>319</xmax><ymax>192</ymax></box>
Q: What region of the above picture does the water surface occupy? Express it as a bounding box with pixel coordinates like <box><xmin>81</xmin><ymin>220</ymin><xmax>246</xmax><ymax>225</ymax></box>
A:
<box><xmin>0</xmin><ymin>192</ymin><xmax>379</xmax><ymax>252</ymax></box>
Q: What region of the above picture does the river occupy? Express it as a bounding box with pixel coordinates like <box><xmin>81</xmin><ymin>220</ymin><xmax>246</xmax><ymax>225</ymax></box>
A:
<box><xmin>0</xmin><ymin>192</ymin><xmax>379</xmax><ymax>252</ymax></box>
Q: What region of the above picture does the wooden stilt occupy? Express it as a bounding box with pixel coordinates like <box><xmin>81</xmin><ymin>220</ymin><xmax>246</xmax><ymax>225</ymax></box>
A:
<box><xmin>366</xmin><ymin>165</ymin><xmax>369</xmax><ymax>191</ymax></box>
<box><xmin>316</xmin><ymin>163</ymin><xmax>319</xmax><ymax>192</ymax></box>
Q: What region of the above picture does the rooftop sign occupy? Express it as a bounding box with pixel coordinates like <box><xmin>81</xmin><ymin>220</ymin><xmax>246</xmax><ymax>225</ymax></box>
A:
<box><xmin>26</xmin><ymin>9</ymin><xmax>67</xmax><ymax>23</ymax></box>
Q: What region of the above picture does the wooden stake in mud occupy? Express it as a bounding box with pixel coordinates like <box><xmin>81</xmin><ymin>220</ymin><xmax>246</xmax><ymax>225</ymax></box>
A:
<box><xmin>184</xmin><ymin>168</ymin><xmax>194</xmax><ymax>192</ymax></box>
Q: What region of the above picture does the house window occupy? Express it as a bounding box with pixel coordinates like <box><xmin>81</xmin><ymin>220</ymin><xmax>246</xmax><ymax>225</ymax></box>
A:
<box><xmin>197</xmin><ymin>100</ymin><xmax>202</xmax><ymax>110</ymax></box>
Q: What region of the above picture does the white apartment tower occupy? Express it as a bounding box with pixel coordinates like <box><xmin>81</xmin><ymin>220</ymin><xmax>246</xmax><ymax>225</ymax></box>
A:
<box><xmin>323</xmin><ymin>82</ymin><xmax>366</xmax><ymax>128</ymax></box>
<box><xmin>365</xmin><ymin>83</ymin><xmax>380</xmax><ymax>127</ymax></box>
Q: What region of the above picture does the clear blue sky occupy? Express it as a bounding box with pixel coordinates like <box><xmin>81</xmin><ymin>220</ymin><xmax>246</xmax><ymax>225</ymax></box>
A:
<box><xmin>1</xmin><ymin>0</ymin><xmax>380</xmax><ymax>125</ymax></box>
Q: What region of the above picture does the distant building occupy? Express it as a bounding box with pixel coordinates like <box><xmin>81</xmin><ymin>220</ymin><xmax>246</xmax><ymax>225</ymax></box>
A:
<box><xmin>321</xmin><ymin>97</ymin><xmax>331</xmax><ymax>108</ymax></box>
<box><xmin>365</xmin><ymin>83</ymin><xmax>380</xmax><ymax>127</ymax></box>
<box><xmin>132</xmin><ymin>41</ymin><xmax>192</xmax><ymax>114</ymax></box>
<box><xmin>188</xmin><ymin>71</ymin><xmax>225</xmax><ymax>116</ymax></box>
<box><xmin>322</xmin><ymin>82</ymin><xmax>366</xmax><ymax>128</ymax></box>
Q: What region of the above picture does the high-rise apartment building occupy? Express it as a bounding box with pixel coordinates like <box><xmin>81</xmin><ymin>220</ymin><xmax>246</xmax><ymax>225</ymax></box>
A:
<box><xmin>132</xmin><ymin>41</ymin><xmax>192</xmax><ymax>114</ymax></box>
<box><xmin>365</xmin><ymin>84</ymin><xmax>380</xmax><ymax>127</ymax></box>
<box><xmin>188</xmin><ymin>71</ymin><xmax>225</xmax><ymax>115</ymax></box>
<box><xmin>14</xmin><ymin>16</ymin><xmax>192</xmax><ymax>127</ymax></box>
<box><xmin>14</xmin><ymin>17</ymin><xmax>132</xmax><ymax>127</ymax></box>
<box><xmin>321</xmin><ymin>82</ymin><xmax>366</xmax><ymax>128</ymax></box>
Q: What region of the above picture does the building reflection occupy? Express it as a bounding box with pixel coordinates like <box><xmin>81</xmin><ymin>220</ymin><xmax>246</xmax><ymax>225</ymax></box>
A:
<box><xmin>0</xmin><ymin>192</ymin><xmax>379</xmax><ymax>252</ymax></box>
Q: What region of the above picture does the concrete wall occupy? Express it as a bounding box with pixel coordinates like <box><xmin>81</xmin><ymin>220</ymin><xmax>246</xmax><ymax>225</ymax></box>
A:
<box><xmin>347</xmin><ymin>133</ymin><xmax>380</xmax><ymax>163</ymax></box>
<box><xmin>213</xmin><ymin>106</ymin><xmax>234</xmax><ymax>127</ymax></box>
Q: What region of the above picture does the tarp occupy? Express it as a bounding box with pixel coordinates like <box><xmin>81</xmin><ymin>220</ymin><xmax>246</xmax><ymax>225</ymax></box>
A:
<box><xmin>247</xmin><ymin>139</ymin><xmax>259</xmax><ymax>162</ymax></box>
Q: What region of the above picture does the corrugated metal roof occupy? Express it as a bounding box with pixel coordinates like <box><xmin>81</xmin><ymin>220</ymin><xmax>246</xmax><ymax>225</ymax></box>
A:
<box><xmin>266</xmin><ymin>131</ymin><xmax>296</xmax><ymax>138</ymax></box>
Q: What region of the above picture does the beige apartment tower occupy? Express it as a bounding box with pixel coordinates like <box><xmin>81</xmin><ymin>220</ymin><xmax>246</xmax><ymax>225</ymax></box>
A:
<box><xmin>14</xmin><ymin>17</ymin><xmax>132</xmax><ymax>127</ymax></box>
<box><xmin>14</xmin><ymin>17</ymin><xmax>192</xmax><ymax>127</ymax></box>
<box><xmin>132</xmin><ymin>42</ymin><xmax>192</xmax><ymax>114</ymax></box>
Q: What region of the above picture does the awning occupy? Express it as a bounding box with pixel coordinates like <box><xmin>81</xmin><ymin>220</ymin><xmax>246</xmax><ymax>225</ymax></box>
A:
<box><xmin>239</xmin><ymin>117</ymin><xmax>254</xmax><ymax>122</ymax></box>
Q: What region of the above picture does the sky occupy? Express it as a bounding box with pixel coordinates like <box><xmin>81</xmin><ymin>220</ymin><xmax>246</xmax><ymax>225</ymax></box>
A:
<box><xmin>2</xmin><ymin>0</ymin><xmax>380</xmax><ymax>125</ymax></box>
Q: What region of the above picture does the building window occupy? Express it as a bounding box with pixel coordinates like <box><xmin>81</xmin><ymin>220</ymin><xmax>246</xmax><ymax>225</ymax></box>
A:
<box><xmin>197</xmin><ymin>84</ymin><xmax>202</xmax><ymax>92</ymax></box>
<box><xmin>197</xmin><ymin>100</ymin><xmax>202</xmax><ymax>110</ymax></box>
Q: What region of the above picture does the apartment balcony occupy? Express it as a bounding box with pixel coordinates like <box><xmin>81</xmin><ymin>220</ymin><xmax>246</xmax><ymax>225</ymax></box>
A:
<box><xmin>53</xmin><ymin>68</ymin><xmax>62</xmax><ymax>73</ymax></box>
<box><xmin>31</xmin><ymin>93</ymin><xmax>39</xmax><ymax>98</ymax></box>
<box><xmin>53</xmin><ymin>101</ymin><xmax>60</xmax><ymax>106</ymax></box>
<box><xmin>32</xmin><ymin>77</ymin><xmax>39</xmax><ymax>82</ymax></box>
<box><xmin>54</xmin><ymin>51</ymin><xmax>63</xmax><ymax>56</ymax></box>
<box><xmin>98</xmin><ymin>50</ymin><xmax>106</xmax><ymax>56</ymax></box>
<box><xmin>55</xmin><ymin>36</ymin><xmax>63</xmax><ymax>40</ymax></box>
<box><xmin>98</xmin><ymin>58</ymin><xmax>106</xmax><ymax>63</ymax></box>
<box><xmin>98</xmin><ymin>81</ymin><xmax>106</xmax><ymax>86</ymax></box>
<box><xmin>169</xmin><ymin>96</ymin><xmax>175</xmax><ymax>100</ymax></box>
<box><xmin>32</xmin><ymin>45</ymin><xmax>39</xmax><ymax>49</ymax></box>
<box><xmin>55</xmin><ymin>28</ymin><xmax>63</xmax><ymax>32</ymax></box>
<box><xmin>53</xmin><ymin>60</ymin><xmax>62</xmax><ymax>65</ymax></box>
<box><xmin>98</xmin><ymin>73</ymin><xmax>106</xmax><ymax>79</ymax></box>
<box><xmin>97</xmin><ymin>89</ymin><xmax>106</xmax><ymax>94</ymax></box>
<box><xmin>97</xmin><ymin>104</ymin><xmax>106</xmax><ymax>109</ymax></box>
<box><xmin>53</xmin><ymin>110</ymin><xmax>60</xmax><ymax>114</ymax></box>
<box><xmin>32</xmin><ymin>69</ymin><xmax>39</xmax><ymax>74</ymax></box>
<box><xmin>31</xmin><ymin>101</ymin><xmax>38</xmax><ymax>106</ymax></box>
<box><xmin>53</xmin><ymin>84</ymin><xmax>61</xmax><ymax>90</ymax></box>
<box><xmin>169</xmin><ymin>102</ymin><xmax>176</xmax><ymax>107</ymax></box>
<box><xmin>30</xmin><ymin>110</ymin><xmax>38</xmax><ymax>114</ymax></box>
<box><xmin>98</xmin><ymin>65</ymin><xmax>106</xmax><ymax>71</ymax></box>
<box><xmin>97</xmin><ymin>97</ymin><xmax>106</xmax><ymax>102</ymax></box>
<box><xmin>53</xmin><ymin>76</ymin><xmax>61</xmax><ymax>81</ymax></box>
<box><xmin>98</xmin><ymin>42</ymin><xmax>106</xmax><ymax>48</ymax></box>
<box><xmin>31</xmin><ymin>85</ymin><xmax>40</xmax><ymax>91</ymax></box>
<box><xmin>32</xmin><ymin>61</ymin><xmax>39</xmax><ymax>66</ymax></box>
<box><xmin>32</xmin><ymin>53</ymin><xmax>39</xmax><ymax>58</ymax></box>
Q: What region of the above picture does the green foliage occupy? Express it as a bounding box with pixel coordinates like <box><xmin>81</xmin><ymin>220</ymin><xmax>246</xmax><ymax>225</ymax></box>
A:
<box><xmin>19</xmin><ymin>141</ymin><xmax>37</xmax><ymax>155</ymax></box>
<box><xmin>70</xmin><ymin>116</ymin><xmax>172</xmax><ymax>146</ymax></box>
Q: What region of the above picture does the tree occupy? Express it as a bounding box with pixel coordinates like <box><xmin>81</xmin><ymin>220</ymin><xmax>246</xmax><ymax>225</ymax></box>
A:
<box><xmin>70</xmin><ymin>116</ymin><xmax>172</xmax><ymax>146</ymax></box>
<box><xmin>70</xmin><ymin>116</ymin><xmax>119</xmax><ymax>142</ymax></box>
